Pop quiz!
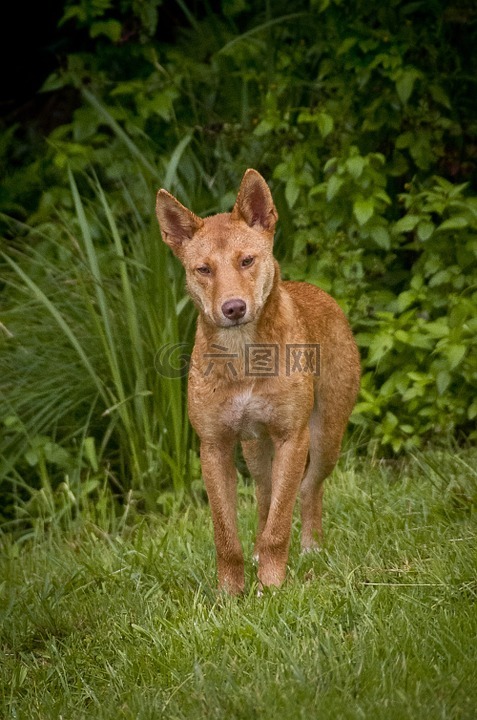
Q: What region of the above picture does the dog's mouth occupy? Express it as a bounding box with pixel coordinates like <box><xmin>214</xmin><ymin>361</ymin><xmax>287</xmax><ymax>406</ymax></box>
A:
<box><xmin>216</xmin><ymin>315</ymin><xmax>252</xmax><ymax>329</ymax></box>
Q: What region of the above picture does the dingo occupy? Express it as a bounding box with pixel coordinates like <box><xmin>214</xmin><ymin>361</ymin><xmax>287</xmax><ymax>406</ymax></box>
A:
<box><xmin>156</xmin><ymin>169</ymin><xmax>360</xmax><ymax>593</ymax></box>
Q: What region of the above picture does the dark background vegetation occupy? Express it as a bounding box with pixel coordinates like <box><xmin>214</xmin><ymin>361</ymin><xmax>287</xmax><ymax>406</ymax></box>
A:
<box><xmin>1</xmin><ymin>0</ymin><xmax>476</xmax><ymax>529</ymax></box>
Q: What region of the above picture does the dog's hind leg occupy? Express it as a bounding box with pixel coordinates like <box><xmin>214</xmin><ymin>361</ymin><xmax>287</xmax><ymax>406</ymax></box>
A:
<box><xmin>300</xmin><ymin>389</ymin><xmax>347</xmax><ymax>552</ymax></box>
<box><xmin>242</xmin><ymin>436</ymin><xmax>274</xmax><ymax>558</ymax></box>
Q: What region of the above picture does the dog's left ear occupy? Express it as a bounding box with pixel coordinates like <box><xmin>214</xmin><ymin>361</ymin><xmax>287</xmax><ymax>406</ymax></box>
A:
<box><xmin>231</xmin><ymin>169</ymin><xmax>278</xmax><ymax>232</ymax></box>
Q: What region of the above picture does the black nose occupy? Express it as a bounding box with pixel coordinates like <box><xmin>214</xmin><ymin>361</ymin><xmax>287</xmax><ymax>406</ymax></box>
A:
<box><xmin>221</xmin><ymin>298</ymin><xmax>247</xmax><ymax>321</ymax></box>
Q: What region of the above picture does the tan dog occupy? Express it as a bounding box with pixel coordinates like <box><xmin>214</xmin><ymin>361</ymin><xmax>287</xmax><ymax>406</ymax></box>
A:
<box><xmin>156</xmin><ymin>169</ymin><xmax>360</xmax><ymax>593</ymax></box>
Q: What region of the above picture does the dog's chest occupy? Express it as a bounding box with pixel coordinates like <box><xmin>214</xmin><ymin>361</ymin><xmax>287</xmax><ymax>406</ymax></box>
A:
<box><xmin>222</xmin><ymin>388</ymin><xmax>272</xmax><ymax>439</ymax></box>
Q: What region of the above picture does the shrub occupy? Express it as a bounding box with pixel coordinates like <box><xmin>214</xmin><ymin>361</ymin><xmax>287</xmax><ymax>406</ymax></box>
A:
<box><xmin>1</xmin><ymin>0</ymin><xmax>476</xmax><ymax>521</ymax></box>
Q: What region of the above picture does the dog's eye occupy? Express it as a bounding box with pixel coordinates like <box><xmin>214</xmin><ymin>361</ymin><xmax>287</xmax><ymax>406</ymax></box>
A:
<box><xmin>197</xmin><ymin>265</ymin><xmax>211</xmax><ymax>276</ymax></box>
<box><xmin>241</xmin><ymin>256</ymin><xmax>254</xmax><ymax>268</ymax></box>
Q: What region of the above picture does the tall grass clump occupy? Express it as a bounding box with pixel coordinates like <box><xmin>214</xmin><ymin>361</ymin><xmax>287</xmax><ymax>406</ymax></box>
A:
<box><xmin>0</xmin><ymin>166</ymin><xmax>197</xmax><ymax>530</ymax></box>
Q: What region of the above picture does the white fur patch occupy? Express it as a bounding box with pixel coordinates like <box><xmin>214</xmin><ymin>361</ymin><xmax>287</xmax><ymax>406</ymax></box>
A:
<box><xmin>225</xmin><ymin>388</ymin><xmax>272</xmax><ymax>439</ymax></box>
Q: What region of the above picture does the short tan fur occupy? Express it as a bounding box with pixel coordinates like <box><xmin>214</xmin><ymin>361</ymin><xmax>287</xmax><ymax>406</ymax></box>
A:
<box><xmin>156</xmin><ymin>169</ymin><xmax>360</xmax><ymax>594</ymax></box>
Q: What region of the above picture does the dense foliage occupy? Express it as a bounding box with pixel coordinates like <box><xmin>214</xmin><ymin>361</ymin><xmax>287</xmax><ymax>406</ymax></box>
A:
<box><xmin>1</xmin><ymin>0</ymin><xmax>476</xmax><ymax>524</ymax></box>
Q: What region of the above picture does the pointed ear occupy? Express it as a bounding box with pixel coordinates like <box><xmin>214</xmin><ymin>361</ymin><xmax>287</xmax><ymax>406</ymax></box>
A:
<box><xmin>156</xmin><ymin>189</ymin><xmax>204</xmax><ymax>255</ymax></box>
<box><xmin>231</xmin><ymin>169</ymin><xmax>278</xmax><ymax>232</ymax></box>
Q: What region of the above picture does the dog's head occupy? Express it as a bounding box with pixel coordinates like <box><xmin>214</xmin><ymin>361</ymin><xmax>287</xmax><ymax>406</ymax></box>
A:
<box><xmin>156</xmin><ymin>169</ymin><xmax>278</xmax><ymax>328</ymax></box>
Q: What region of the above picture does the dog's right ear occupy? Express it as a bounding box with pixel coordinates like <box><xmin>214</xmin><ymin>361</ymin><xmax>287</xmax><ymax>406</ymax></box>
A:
<box><xmin>156</xmin><ymin>189</ymin><xmax>204</xmax><ymax>256</ymax></box>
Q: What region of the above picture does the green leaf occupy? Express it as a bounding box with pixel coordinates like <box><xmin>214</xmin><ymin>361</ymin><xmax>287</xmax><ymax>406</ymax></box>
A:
<box><xmin>382</xmin><ymin>412</ymin><xmax>399</xmax><ymax>434</ymax></box>
<box><xmin>90</xmin><ymin>20</ymin><xmax>122</xmax><ymax>42</ymax></box>
<box><xmin>368</xmin><ymin>333</ymin><xmax>393</xmax><ymax>364</ymax></box>
<box><xmin>394</xmin><ymin>330</ymin><xmax>409</xmax><ymax>343</ymax></box>
<box><xmin>429</xmin><ymin>269</ymin><xmax>451</xmax><ymax>287</ymax></box>
<box><xmin>417</xmin><ymin>221</ymin><xmax>435</xmax><ymax>241</ymax></box>
<box><xmin>407</xmin><ymin>333</ymin><xmax>433</xmax><ymax>350</ymax></box>
<box><xmin>353</xmin><ymin>197</ymin><xmax>374</xmax><ymax>225</ymax></box>
<box><xmin>445</xmin><ymin>344</ymin><xmax>466</xmax><ymax>370</ymax></box>
<box><xmin>396</xmin><ymin>68</ymin><xmax>421</xmax><ymax>105</ymax></box>
<box><xmin>73</xmin><ymin>108</ymin><xmax>100</xmax><ymax>142</ymax></box>
<box><xmin>436</xmin><ymin>370</ymin><xmax>451</xmax><ymax>395</ymax></box>
<box><xmin>396</xmin><ymin>290</ymin><xmax>415</xmax><ymax>312</ymax></box>
<box><xmin>395</xmin><ymin>131</ymin><xmax>414</xmax><ymax>149</ymax></box>
<box><xmin>253</xmin><ymin>119</ymin><xmax>275</xmax><ymax>136</ymax></box>
<box><xmin>429</xmin><ymin>83</ymin><xmax>452</xmax><ymax>110</ymax></box>
<box><xmin>373</xmin><ymin>189</ymin><xmax>392</xmax><ymax>205</ymax></box>
<box><xmin>316</xmin><ymin>112</ymin><xmax>334</xmax><ymax>138</ymax></box>
<box><xmin>326</xmin><ymin>175</ymin><xmax>344</xmax><ymax>201</ymax></box>
<box><xmin>424</xmin><ymin>321</ymin><xmax>449</xmax><ymax>339</ymax></box>
<box><xmin>391</xmin><ymin>437</ymin><xmax>404</xmax><ymax>453</ymax></box>
<box><xmin>346</xmin><ymin>156</ymin><xmax>365</xmax><ymax>179</ymax></box>
<box><xmin>437</xmin><ymin>216</ymin><xmax>469</xmax><ymax>231</ymax></box>
<box><xmin>285</xmin><ymin>178</ymin><xmax>300</xmax><ymax>208</ymax></box>
<box><xmin>40</xmin><ymin>72</ymin><xmax>66</xmax><ymax>93</ymax></box>
<box><xmin>468</xmin><ymin>400</ymin><xmax>477</xmax><ymax>420</ymax></box>
<box><xmin>449</xmin><ymin>302</ymin><xmax>472</xmax><ymax>329</ymax></box>
<box><xmin>354</xmin><ymin>333</ymin><xmax>374</xmax><ymax>348</ymax></box>
<box><xmin>402</xmin><ymin>386</ymin><xmax>421</xmax><ymax>401</ymax></box>
<box><xmin>353</xmin><ymin>401</ymin><xmax>379</xmax><ymax>416</ymax></box>
<box><xmin>297</xmin><ymin>111</ymin><xmax>313</xmax><ymax>124</ymax></box>
<box><xmin>411</xmin><ymin>274</ymin><xmax>424</xmax><ymax>290</ymax></box>
<box><xmin>323</xmin><ymin>157</ymin><xmax>337</xmax><ymax>173</ymax></box>
<box><xmin>394</xmin><ymin>215</ymin><xmax>420</xmax><ymax>233</ymax></box>
<box><xmin>337</xmin><ymin>37</ymin><xmax>357</xmax><ymax>55</ymax></box>
<box><xmin>370</xmin><ymin>226</ymin><xmax>390</xmax><ymax>249</ymax></box>
<box><xmin>407</xmin><ymin>372</ymin><xmax>432</xmax><ymax>385</ymax></box>
<box><xmin>59</xmin><ymin>5</ymin><xmax>85</xmax><ymax>26</ymax></box>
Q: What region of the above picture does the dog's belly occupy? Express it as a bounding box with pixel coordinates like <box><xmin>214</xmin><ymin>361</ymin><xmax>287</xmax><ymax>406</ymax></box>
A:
<box><xmin>222</xmin><ymin>389</ymin><xmax>272</xmax><ymax>439</ymax></box>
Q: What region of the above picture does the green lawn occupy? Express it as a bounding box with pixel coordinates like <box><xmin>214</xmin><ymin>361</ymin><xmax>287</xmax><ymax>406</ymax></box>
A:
<box><xmin>1</xmin><ymin>452</ymin><xmax>476</xmax><ymax>719</ymax></box>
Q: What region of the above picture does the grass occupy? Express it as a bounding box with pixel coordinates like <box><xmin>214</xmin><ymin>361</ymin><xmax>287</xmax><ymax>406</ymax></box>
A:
<box><xmin>1</xmin><ymin>169</ymin><xmax>197</xmax><ymax>510</ymax></box>
<box><xmin>1</xmin><ymin>451</ymin><xmax>476</xmax><ymax>719</ymax></box>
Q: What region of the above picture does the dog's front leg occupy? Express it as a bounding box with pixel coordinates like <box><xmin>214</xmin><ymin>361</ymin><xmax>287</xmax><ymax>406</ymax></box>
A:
<box><xmin>200</xmin><ymin>439</ymin><xmax>244</xmax><ymax>594</ymax></box>
<box><xmin>257</xmin><ymin>428</ymin><xmax>309</xmax><ymax>588</ymax></box>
